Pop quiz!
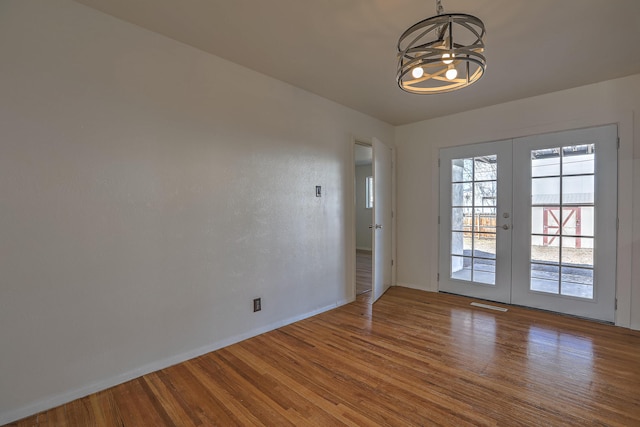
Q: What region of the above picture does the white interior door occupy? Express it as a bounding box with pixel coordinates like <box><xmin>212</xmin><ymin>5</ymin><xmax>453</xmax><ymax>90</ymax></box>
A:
<box><xmin>372</xmin><ymin>138</ymin><xmax>392</xmax><ymax>302</ymax></box>
<box><xmin>438</xmin><ymin>125</ymin><xmax>618</xmax><ymax>322</ymax></box>
<box><xmin>438</xmin><ymin>140</ymin><xmax>513</xmax><ymax>303</ymax></box>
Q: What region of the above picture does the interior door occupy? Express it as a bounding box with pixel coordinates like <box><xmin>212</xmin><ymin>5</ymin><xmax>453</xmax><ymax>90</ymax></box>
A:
<box><xmin>438</xmin><ymin>140</ymin><xmax>513</xmax><ymax>303</ymax></box>
<box><xmin>438</xmin><ymin>125</ymin><xmax>617</xmax><ymax>322</ymax></box>
<box><xmin>372</xmin><ymin>138</ymin><xmax>392</xmax><ymax>302</ymax></box>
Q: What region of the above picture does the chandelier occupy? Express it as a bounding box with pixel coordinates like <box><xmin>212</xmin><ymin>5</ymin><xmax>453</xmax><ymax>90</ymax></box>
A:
<box><xmin>397</xmin><ymin>0</ymin><xmax>486</xmax><ymax>94</ymax></box>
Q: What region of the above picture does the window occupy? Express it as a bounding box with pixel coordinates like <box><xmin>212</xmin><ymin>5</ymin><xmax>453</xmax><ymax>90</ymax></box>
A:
<box><xmin>529</xmin><ymin>144</ymin><xmax>595</xmax><ymax>299</ymax></box>
<box><xmin>450</xmin><ymin>155</ymin><xmax>498</xmax><ymax>285</ymax></box>
<box><xmin>365</xmin><ymin>176</ymin><xmax>374</xmax><ymax>208</ymax></box>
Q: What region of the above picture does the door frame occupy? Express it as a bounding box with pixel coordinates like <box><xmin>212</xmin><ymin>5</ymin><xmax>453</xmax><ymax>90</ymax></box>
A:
<box><xmin>349</xmin><ymin>136</ymin><xmax>396</xmax><ymax>302</ymax></box>
<box><xmin>433</xmin><ymin>112</ymin><xmax>633</xmax><ymax>327</ymax></box>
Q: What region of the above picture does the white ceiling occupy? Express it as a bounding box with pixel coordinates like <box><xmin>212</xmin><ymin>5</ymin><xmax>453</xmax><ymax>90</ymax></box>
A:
<box><xmin>74</xmin><ymin>0</ymin><xmax>640</xmax><ymax>126</ymax></box>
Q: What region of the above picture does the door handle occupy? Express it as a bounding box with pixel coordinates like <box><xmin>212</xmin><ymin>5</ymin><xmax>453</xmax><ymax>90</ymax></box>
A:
<box><xmin>502</xmin><ymin>224</ymin><xmax>510</xmax><ymax>230</ymax></box>
<box><xmin>375</xmin><ymin>224</ymin><xmax>383</xmax><ymax>229</ymax></box>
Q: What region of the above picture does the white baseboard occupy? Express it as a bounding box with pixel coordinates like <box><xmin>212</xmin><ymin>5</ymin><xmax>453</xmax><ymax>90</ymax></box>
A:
<box><xmin>0</xmin><ymin>298</ymin><xmax>351</xmax><ymax>425</ymax></box>
<box><xmin>395</xmin><ymin>282</ymin><xmax>437</xmax><ymax>292</ymax></box>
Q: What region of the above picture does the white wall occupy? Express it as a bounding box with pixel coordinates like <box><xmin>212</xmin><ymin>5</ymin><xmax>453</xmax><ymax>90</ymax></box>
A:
<box><xmin>355</xmin><ymin>164</ymin><xmax>373</xmax><ymax>250</ymax></box>
<box><xmin>396</xmin><ymin>74</ymin><xmax>640</xmax><ymax>330</ymax></box>
<box><xmin>0</xmin><ymin>1</ymin><xmax>394</xmax><ymax>423</ymax></box>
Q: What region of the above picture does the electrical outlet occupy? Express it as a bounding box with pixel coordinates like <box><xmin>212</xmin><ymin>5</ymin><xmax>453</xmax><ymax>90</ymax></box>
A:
<box><xmin>316</xmin><ymin>186</ymin><xmax>321</xmax><ymax>197</ymax></box>
<box><xmin>253</xmin><ymin>298</ymin><xmax>261</xmax><ymax>312</ymax></box>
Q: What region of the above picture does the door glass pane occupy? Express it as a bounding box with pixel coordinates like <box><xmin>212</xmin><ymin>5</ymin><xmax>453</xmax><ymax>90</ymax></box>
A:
<box><xmin>452</xmin><ymin>183</ymin><xmax>473</xmax><ymax>206</ymax></box>
<box><xmin>563</xmin><ymin>175</ymin><xmax>594</xmax><ymax>204</ymax></box>
<box><xmin>452</xmin><ymin>158</ymin><xmax>473</xmax><ymax>182</ymax></box>
<box><xmin>535</xmin><ymin>207</ymin><xmax>562</xmax><ymax>239</ymax></box>
<box><xmin>532</xmin><ymin>177</ymin><xmax>560</xmax><ymax>205</ymax></box>
<box><xmin>473</xmin><ymin>259</ymin><xmax>495</xmax><ymax>285</ymax></box>
<box><xmin>473</xmin><ymin>208</ymin><xmax>496</xmax><ymax>232</ymax></box>
<box><xmin>451</xmin><ymin>256</ymin><xmax>472</xmax><ymax>281</ymax></box>
<box><xmin>451</xmin><ymin>208</ymin><xmax>469</xmax><ymax>231</ymax></box>
<box><xmin>532</xmin><ymin>148</ymin><xmax>560</xmax><ymax>177</ymax></box>
<box><xmin>562</xmin><ymin>206</ymin><xmax>593</xmax><ymax>236</ymax></box>
<box><xmin>451</xmin><ymin>232</ymin><xmax>470</xmax><ymax>256</ymax></box>
<box><xmin>475</xmin><ymin>181</ymin><xmax>496</xmax><ymax>206</ymax></box>
<box><xmin>474</xmin><ymin>155</ymin><xmax>497</xmax><ymax>181</ymax></box>
<box><xmin>531</xmin><ymin>207</ymin><xmax>545</xmax><ymax>234</ymax></box>
<box><xmin>562</xmin><ymin>144</ymin><xmax>594</xmax><ymax>175</ymax></box>
<box><xmin>531</xmin><ymin>264</ymin><xmax>560</xmax><ymax>294</ymax></box>
<box><xmin>561</xmin><ymin>267</ymin><xmax>593</xmax><ymax>298</ymax></box>
<box><xmin>474</xmin><ymin>233</ymin><xmax>496</xmax><ymax>259</ymax></box>
<box><xmin>529</xmin><ymin>145</ymin><xmax>596</xmax><ymax>300</ymax></box>
<box><xmin>561</xmin><ymin>237</ymin><xmax>593</xmax><ymax>267</ymax></box>
<box><xmin>531</xmin><ymin>239</ymin><xmax>559</xmax><ymax>265</ymax></box>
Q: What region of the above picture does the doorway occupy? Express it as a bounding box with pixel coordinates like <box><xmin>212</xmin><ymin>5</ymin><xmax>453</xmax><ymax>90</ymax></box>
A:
<box><xmin>438</xmin><ymin>125</ymin><xmax>618</xmax><ymax>322</ymax></box>
<box><xmin>354</xmin><ymin>143</ymin><xmax>373</xmax><ymax>297</ymax></box>
<box><xmin>353</xmin><ymin>138</ymin><xmax>393</xmax><ymax>303</ymax></box>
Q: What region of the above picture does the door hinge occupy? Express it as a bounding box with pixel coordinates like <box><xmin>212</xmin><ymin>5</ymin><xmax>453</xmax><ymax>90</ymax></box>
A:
<box><xmin>617</xmin><ymin>137</ymin><xmax>620</xmax><ymax>149</ymax></box>
<box><xmin>437</xmin><ymin>273</ymin><xmax>440</xmax><ymax>281</ymax></box>
<box><xmin>391</xmin><ymin>210</ymin><xmax>394</xmax><ymax>218</ymax></box>
<box><xmin>615</xmin><ymin>299</ymin><xmax>618</xmax><ymax>310</ymax></box>
<box><xmin>438</xmin><ymin>158</ymin><xmax>441</xmax><ymax>167</ymax></box>
<box><xmin>438</xmin><ymin>215</ymin><xmax>440</xmax><ymax>225</ymax></box>
<box><xmin>391</xmin><ymin>259</ymin><xmax>394</xmax><ymax>266</ymax></box>
<box><xmin>617</xmin><ymin>217</ymin><xmax>619</xmax><ymax>231</ymax></box>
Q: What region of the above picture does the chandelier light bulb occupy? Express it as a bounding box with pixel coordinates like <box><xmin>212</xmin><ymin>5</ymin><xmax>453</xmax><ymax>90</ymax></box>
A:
<box><xmin>445</xmin><ymin>65</ymin><xmax>458</xmax><ymax>80</ymax></box>
<box><xmin>441</xmin><ymin>37</ymin><xmax>454</xmax><ymax>64</ymax></box>
<box><xmin>412</xmin><ymin>66</ymin><xmax>424</xmax><ymax>79</ymax></box>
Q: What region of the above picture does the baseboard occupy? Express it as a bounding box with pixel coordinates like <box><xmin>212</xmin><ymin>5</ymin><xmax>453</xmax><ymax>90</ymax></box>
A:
<box><xmin>395</xmin><ymin>282</ymin><xmax>437</xmax><ymax>292</ymax></box>
<box><xmin>0</xmin><ymin>298</ymin><xmax>351</xmax><ymax>425</ymax></box>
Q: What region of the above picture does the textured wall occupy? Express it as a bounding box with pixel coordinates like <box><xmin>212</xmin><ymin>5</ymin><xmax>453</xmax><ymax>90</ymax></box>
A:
<box><xmin>0</xmin><ymin>1</ymin><xmax>394</xmax><ymax>423</ymax></box>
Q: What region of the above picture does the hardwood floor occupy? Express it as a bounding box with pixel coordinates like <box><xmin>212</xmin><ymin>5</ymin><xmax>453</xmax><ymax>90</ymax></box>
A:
<box><xmin>355</xmin><ymin>250</ymin><xmax>372</xmax><ymax>296</ymax></box>
<box><xmin>7</xmin><ymin>287</ymin><xmax>640</xmax><ymax>426</ymax></box>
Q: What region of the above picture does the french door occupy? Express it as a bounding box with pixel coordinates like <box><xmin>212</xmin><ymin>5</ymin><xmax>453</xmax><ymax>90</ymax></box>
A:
<box><xmin>439</xmin><ymin>125</ymin><xmax>617</xmax><ymax>322</ymax></box>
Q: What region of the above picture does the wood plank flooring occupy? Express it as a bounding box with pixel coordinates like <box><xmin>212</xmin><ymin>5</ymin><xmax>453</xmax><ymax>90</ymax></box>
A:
<box><xmin>7</xmin><ymin>287</ymin><xmax>640</xmax><ymax>426</ymax></box>
<box><xmin>355</xmin><ymin>250</ymin><xmax>372</xmax><ymax>296</ymax></box>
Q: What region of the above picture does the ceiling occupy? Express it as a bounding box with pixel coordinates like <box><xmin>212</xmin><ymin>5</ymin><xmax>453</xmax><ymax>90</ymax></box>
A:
<box><xmin>74</xmin><ymin>0</ymin><xmax>640</xmax><ymax>126</ymax></box>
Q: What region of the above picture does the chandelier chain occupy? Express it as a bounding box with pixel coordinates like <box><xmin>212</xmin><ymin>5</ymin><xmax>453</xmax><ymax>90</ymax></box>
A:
<box><xmin>436</xmin><ymin>0</ymin><xmax>444</xmax><ymax>15</ymax></box>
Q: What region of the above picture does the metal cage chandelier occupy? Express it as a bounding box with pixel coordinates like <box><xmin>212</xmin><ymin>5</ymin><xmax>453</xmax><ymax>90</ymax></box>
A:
<box><xmin>397</xmin><ymin>0</ymin><xmax>486</xmax><ymax>94</ymax></box>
